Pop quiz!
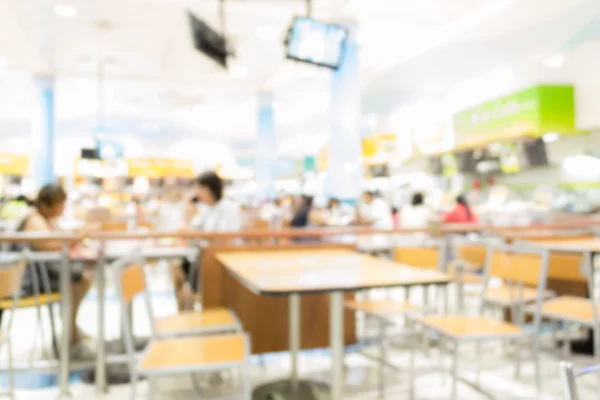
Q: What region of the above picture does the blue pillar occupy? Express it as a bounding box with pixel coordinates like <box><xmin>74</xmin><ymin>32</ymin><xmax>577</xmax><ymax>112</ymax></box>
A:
<box><xmin>32</xmin><ymin>76</ymin><xmax>56</xmax><ymax>188</ymax></box>
<box><xmin>255</xmin><ymin>92</ymin><xmax>276</xmax><ymax>201</ymax></box>
<box><xmin>326</xmin><ymin>31</ymin><xmax>362</xmax><ymax>201</ymax></box>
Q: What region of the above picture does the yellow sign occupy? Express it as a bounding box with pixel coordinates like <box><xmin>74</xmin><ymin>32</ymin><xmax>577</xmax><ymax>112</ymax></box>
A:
<box><xmin>0</xmin><ymin>154</ymin><xmax>29</xmax><ymax>175</ymax></box>
<box><xmin>127</xmin><ymin>158</ymin><xmax>195</xmax><ymax>178</ymax></box>
<box><xmin>317</xmin><ymin>146</ymin><xmax>328</xmax><ymax>171</ymax></box>
<box><xmin>362</xmin><ymin>133</ymin><xmax>397</xmax><ymax>165</ymax></box>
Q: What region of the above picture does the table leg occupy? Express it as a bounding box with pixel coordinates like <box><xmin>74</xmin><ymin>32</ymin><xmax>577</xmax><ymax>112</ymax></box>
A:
<box><xmin>289</xmin><ymin>293</ymin><xmax>300</xmax><ymax>391</ymax></box>
<box><xmin>95</xmin><ymin>249</ymin><xmax>107</xmax><ymax>393</ymax></box>
<box><xmin>58</xmin><ymin>247</ymin><xmax>72</xmax><ymax>399</ymax></box>
<box><xmin>330</xmin><ymin>291</ymin><xmax>344</xmax><ymax>400</ymax></box>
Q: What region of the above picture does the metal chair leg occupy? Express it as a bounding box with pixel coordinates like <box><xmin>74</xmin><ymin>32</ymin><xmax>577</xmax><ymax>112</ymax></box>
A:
<box><xmin>451</xmin><ymin>341</ymin><xmax>459</xmax><ymax>400</ymax></box>
<box><xmin>47</xmin><ymin>303</ymin><xmax>60</xmax><ymax>359</ymax></box>
<box><xmin>378</xmin><ymin>318</ymin><xmax>386</xmax><ymax>399</ymax></box>
<box><xmin>7</xmin><ymin>338</ymin><xmax>14</xmax><ymax>400</ymax></box>
<box><xmin>532</xmin><ymin>334</ymin><xmax>542</xmax><ymax>397</ymax></box>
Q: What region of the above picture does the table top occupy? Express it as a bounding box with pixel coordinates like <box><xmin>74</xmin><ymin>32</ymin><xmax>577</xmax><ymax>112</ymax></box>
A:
<box><xmin>529</xmin><ymin>239</ymin><xmax>600</xmax><ymax>253</ymax></box>
<box><xmin>217</xmin><ymin>248</ymin><xmax>452</xmax><ymax>296</ymax></box>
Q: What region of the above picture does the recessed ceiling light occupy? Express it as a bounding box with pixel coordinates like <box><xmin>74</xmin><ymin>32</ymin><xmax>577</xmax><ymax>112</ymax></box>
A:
<box><xmin>0</xmin><ymin>57</ymin><xmax>7</xmax><ymax>68</ymax></box>
<box><xmin>229</xmin><ymin>65</ymin><xmax>248</xmax><ymax>79</ymax></box>
<box><xmin>55</xmin><ymin>4</ymin><xmax>78</xmax><ymax>18</ymax></box>
<box><xmin>544</xmin><ymin>54</ymin><xmax>565</xmax><ymax>68</ymax></box>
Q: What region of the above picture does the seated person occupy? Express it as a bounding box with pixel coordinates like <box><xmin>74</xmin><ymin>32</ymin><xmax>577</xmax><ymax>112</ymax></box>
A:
<box><xmin>17</xmin><ymin>184</ymin><xmax>92</xmax><ymax>357</ymax></box>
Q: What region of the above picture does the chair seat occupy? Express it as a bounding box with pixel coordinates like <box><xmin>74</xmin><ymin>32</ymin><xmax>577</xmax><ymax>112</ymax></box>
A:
<box><xmin>154</xmin><ymin>308</ymin><xmax>238</xmax><ymax>335</ymax></box>
<box><xmin>539</xmin><ymin>296</ymin><xmax>600</xmax><ymax>325</ymax></box>
<box><xmin>345</xmin><ymin>299</ymin><xmax>424</xmax><ymax>316</ymax></box>
<box><xmin>484</xmin><ymin>286</ymin><xmax>553</xmax><ymax>306</ymax></box>
<box><xmin>138</xmin><ymin>334</ymin><xmax>247</xmax><ymax>374</ymax></box>
<box><xmin>0</xmin><ymin>293</ymin><xmax>61</xmax><ymax>309</ymax></box>
<box><xmin>418</xmin><ymin>316</ymin><xmax>524</xmax><ymax>340</ymax></box>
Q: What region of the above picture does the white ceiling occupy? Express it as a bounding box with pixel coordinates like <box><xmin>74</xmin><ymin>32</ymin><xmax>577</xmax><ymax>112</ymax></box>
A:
<box><xmin>0</xmin><ymin>0</ymin><xmax>598</xmax><ymax>147</ymax></box>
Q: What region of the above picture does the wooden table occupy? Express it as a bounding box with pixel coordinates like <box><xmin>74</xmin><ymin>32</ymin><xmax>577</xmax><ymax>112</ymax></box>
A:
<box><xmin>217</xmin><ymin>248</ymin><xmax>452</xmax><ymax>400</ymax></box>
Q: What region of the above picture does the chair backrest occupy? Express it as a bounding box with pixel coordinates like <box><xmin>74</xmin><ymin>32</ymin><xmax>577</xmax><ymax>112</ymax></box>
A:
<box><xmin>113</xmin><ymin>254</ymin><xmax>154</xmax><ymax>364</ymax></box>
<box><xmin>455</xmin><ymin>243</ymin><xmax>488</xmax><ymax>270</ymax></box>
<box><xmin>0</xmin><ymin>254</ymin><xmax>26</xmax><ymax>299</ymax></box>
<box><xmin>393</xmin><ymin>239</ymin><xmax>445</xmax><ymax>270</ymax></box>
<box><xmin>480</xmin><ymin>242</ymin><xmax>550</xmax><ymax>320</ymax></box>
<box><xmin>118</xmin><ymin>264</ymin><xmax>146</xmax><ymax>305</ymax></box>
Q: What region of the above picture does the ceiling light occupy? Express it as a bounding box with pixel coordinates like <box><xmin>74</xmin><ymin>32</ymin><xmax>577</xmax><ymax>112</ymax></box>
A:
<box><xmin>544</xmin><ymin>54</ymin><xmax>565</xmax><ymax>68</ymax></box>
<box><xmin>229</xmin><ymin>65</ymin><xmax>248</xmax><ymax>79</ymax></box>
<box><xmin>55</xmin><ymin>4</ymin><xmax>78</xmax><ymax>18</ymax></box>
<box><xmin>255</xmin><ymin>26</ymin><xmax>278</xmax><ymax>40</ymax></box>
<box><xmin>0</xmin><ymin>57</ymin><xmax>7</xmax><ymax>68</ymax></box>
<box><xmin>542</xmin><ymin>132</ymin><xmax>560</xmax><ymax>143</ymax></box>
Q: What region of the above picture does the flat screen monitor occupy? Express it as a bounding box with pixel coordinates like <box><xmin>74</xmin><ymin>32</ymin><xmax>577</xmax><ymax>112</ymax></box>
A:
<box><xmin>286</xmin><ymin>17</ymin><xmax>348</xmax><ymax>70</ymax></box>
<box><xmin>521</xmin><ymin>138</ymin><xmax>549</xmax><ymax>167</ymax></box>
<box><xmin>81</xmin><ymin>148</ymin><xmax>99</xmax><ymax>160</ymax></box>
<box><xmin>187</xmin><ymin>11</ymin><xmax>228</xmax><ymax>68</ymax></box>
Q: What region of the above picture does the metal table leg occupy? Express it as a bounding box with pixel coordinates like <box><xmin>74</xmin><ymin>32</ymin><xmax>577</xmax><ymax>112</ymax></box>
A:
<box><xmin>95</xmin><ymin>247</ymin><xmax>107</xmax><ymax>393</ymax></box>
<box><xmin>289</xmin><ymin>294</ymin><xmax>300</xmax><ymax>391</ymax></box>
<box><xmin>58</xmin><ymin>246</ymin><xmax>72</xmax><ymax>399</ymax></box>
<box><xmin>330</xmin><ymin>291</ymin><xmax>344</xmax><ymax>400</ymax></box>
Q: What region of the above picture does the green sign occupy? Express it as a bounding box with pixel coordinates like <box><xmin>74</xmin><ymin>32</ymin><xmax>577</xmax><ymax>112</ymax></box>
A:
<box><xmin>453</xmin><ymin>85</ymin><xmax>575</xmax><ymax>145</ymax></box>
<box><xmin>441</xmin><ymin>153</ymin><xmax>458</xmax><ymax>177</ymax></box>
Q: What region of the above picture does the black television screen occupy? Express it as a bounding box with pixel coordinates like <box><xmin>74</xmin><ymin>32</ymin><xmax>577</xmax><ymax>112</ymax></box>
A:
<box><xmin>187</xmin><ymin>11</ymin><xmax>228</xmax><ymax>68</ymax></box>
<box><xmin>428</xmin><ymin>157</ymin><xmax>443</xmax><ymax>175</ymax></box>
<box><xmin>522</xmin><ymin>138</ymin><xmax>549</xmax><ymax>167</ymax></box>
<box><xmin>286</xmin><ymin>17</ymin><xmax>348</xmax><ymax>69</ymax></box>
<box><xmin>81</xmin><ymin>148</ymin><xmax>99</xmax><ymax>160</ymax></box>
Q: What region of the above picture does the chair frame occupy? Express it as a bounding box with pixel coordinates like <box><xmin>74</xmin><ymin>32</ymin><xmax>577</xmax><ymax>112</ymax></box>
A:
<box><xmin>0</xmin><ymin>252</ymin><xmax>28</xmax><ymax>400</ymax></box>
<box><xmin>559</xmin><ymin>360</ymin><xmax>600</xmax><ymax>400</ymax></box>
<box><xmin>417</xmin><ymin>241</ymin><xmax>551</xmax><ymax>399</ymax></box>
<box><xmin>347</xmin><ymin>237</ymin><xmax>449</xmax><ymax>399</ymax></box>
<box><xmin>113</xmin><ymin>253</ymin><xmax>251</xmax><ymax>400</ymax></box>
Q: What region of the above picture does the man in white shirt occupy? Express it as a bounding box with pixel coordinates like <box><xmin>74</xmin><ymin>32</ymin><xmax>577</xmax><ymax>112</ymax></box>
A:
<box><xmin>358</xmin><ymin>191</ymin><xmax>394</xmax><ymax>230</ymax></box>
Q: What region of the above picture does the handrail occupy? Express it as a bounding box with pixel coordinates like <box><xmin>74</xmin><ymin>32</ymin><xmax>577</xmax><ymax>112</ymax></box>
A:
<box><xmin>0</xmin><ymin>220</ymin><xmax>598</xmax><ymax>242</ymax></box>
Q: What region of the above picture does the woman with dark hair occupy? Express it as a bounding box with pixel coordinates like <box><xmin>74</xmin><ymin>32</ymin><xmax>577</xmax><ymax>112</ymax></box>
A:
<box><xmin>18</xmin><ymin>184</ymin><xmax>92</xmax><ymax>357</ymax></box>
<box><xmin>290</xmin><ymin>195</ymin><xmax>313</xmax><ymax>228</ymax></box>
<box><xmin>444</xmin><ymin>194</ymin><xmax>478</xmax><ymax>223</ymax></box>
<box><xmin>174</xmin><ymin>171</ymin><xmax>241</xmax><ymax>310</ymax></box>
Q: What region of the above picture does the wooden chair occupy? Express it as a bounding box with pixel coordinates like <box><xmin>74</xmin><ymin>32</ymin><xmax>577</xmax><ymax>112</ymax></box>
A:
<box><xmin>416</xmin><ymin>242</ymin><xmax>551</xmax><ymax>399</ymax></box>
<box><xmin>454</xmin><ymin>236</ymin><xmax>554</xmax><ymax>317</ymax></box>
<box><xmin>0</xmin><ymin>253</ymin><xmax>27</xmax><ymax>399</ymax></box>
<box><xmin>114</xmin><ymin>255</ymin><xmax>251</xmax><ymax>399</ymax></box>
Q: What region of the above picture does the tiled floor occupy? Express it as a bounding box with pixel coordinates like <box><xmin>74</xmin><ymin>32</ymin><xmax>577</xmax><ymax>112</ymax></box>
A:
<box><xmin>3</xmin><ymin>262</ymin><xmax>597</xmax><ymax>399</ymax></box>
